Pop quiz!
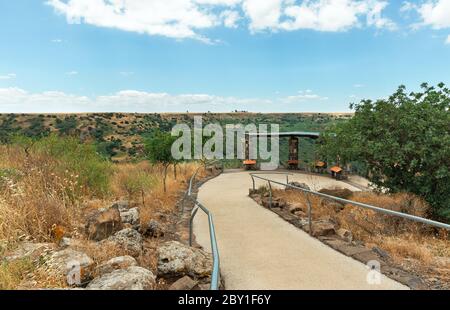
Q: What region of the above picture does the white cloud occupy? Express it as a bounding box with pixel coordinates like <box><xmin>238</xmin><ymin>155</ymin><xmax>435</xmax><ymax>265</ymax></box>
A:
<box><xmin>446</xmin><ymin>34</ymin><xmax>450</xmax><ymax>44</ymax></box>
<box><xmin>51</xmin><ymin>38</ymin><xmax>63</xmax><ymax>43</ymax></box>
<box><xmin>47</xmin><ymin>0</ymin><xmax>395</xmax><ymax>42</ymax></box>
<box><xmin>0</xmin><ymin>87</ymin><xmax>331</xmax><ymax>113</ymax></box>
<box><xmin>404</xmin><ymin>0</ymin><xmax>450</xmax><ymax>44</ymax></box>
<box><xmin>66</xmin><ymin>71</ymin><xmax>78</xmax><ymax>76</ymax></box>
<box><xmin>120</xmin><ymin>71</ymin><xmax>134</xmax><ymax>77</ymax></box>
<box><xmin>221</xmin><ymin>10</ymin><xmax>241</xmax><ymax>28</ymax></box>
<box><xmin>0</xmin><ymin>73</ymin><xmax>16</xmax><ymax>80</ymax></box>
<box><xmin>416</xmin><ymin>0</ymin><xmax>450</xmax><ymax>29</ymax></box>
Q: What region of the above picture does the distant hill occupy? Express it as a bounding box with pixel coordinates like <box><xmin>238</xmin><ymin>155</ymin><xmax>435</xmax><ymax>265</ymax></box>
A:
<box><xmin>0</xmin><ymin>112</ymin><xmax>353</xmax><ymax>162</ymax></box>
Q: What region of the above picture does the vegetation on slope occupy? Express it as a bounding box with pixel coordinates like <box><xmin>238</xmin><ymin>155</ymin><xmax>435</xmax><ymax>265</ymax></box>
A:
<box><xmin>319</xmin><ymin>83</ymin><xmax>450</xmax><ymax>221</ymax></box>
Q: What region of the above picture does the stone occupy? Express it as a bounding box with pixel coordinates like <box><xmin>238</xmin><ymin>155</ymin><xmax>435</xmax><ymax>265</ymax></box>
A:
<box><xmin>96</xmin><ymin>256</ymin><xmax>137</xmax><ymax>276</ymax></box>
<box><xmin>105</xmin><ymin>228</ymin><xmax>143</xmax><ymax>257</ymax></box>
<box><xmin>59</xmin><ymin>237</ymin><xmax>84</xmax><ymax>248</ymax></box>
<box><xmin>372</xmin><ymin>246</ymin><xmax>390</xmax><ymax>260</ymax></box>
<box><xmin>157</xmin><ymin>241</ymin><xmax>213</xmax><ymax>279</ymax></box>
<box><xmin>169</xmin><ymin>276</ymin><xmax>198</xmax><ymax>290</ymax></box>
<box><xmin>44</xmin><ymin>248</ymin><xmax>94</xmax><ymax>285</ymax></box>
<box><xmin>87</xmin><ymin>266</ymin><xmax>156</xmax><ymax>290</ymax></box>
<box><xmin>311</xmin><ymin>221</ymin><xmax>336</xmax><ymax>237</ymax></box>
<box><xmin>336</xmin><ymin>228</ymin><xmax>353</xmax><ymax>242</ymax></box>
<box><xmin>111</xmin><ymin>201</ymin><xmax>129</xmax><ymax>212</ymax></box>
<box><xmin>85</xmin><ymin>207</ymin><xmax>122</xmax><ymax>241</ymax></box>
<box><xmin>4</xmin><ymin>242</ymin><xmax>55</xmax><ymax>262</ymax></box>
<box><xmin>142</xmin><ymin>219</ymin><xmax>165</xmax><ymax>238</ymax></box>
<box><xmin>287</xmin><ymin>203</ymin><xmax>303</xmax><ymax>214</ymax></box>
<box><xmin>286</xmin><ymin>182</ymin><xmax>310</xmax><ymax>191</ymax></box>
<box><xmin>119</xmin><ymin>207</ymin><xmax>140</xmax><ymax>228</ymax></box>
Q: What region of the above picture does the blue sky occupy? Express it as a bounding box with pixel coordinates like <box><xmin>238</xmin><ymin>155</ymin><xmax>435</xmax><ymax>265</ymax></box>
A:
<box><xmin>0</xmin><ymin>0</ymin><xmax>449</xmax><ymax>113</ymax></box>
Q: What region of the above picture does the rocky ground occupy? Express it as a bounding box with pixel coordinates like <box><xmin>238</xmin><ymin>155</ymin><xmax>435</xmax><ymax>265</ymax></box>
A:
<box><xmin>249</xmin><ymin>182</ymin><xmax>448</xmax><ymax>290</ymax></box>
<box><xmin>2</xmin><ymin>167</ymin><xmax>223</xmax><ymax>290</ymax></box>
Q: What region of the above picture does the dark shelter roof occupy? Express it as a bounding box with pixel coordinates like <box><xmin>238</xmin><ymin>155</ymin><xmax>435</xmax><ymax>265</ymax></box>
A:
<box><xmin>246</xmin><ymin>131</ymin><xmax>320</xmax><ymax>139</ymax></box>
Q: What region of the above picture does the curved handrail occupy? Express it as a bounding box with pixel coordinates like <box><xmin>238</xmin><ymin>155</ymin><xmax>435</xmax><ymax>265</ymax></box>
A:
<box><xmin>250</xmin><ymin>172</ymin><xmax>450</xmax><ymax>231</ymax></box>
<box><xmin>182</xmin><ymin>161</ymin><xmax>223</xmax><ymax>290</ymax></box>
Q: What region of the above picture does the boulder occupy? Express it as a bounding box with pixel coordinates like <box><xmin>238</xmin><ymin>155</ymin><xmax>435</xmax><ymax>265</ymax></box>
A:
<box><xmin>4</xmin><ymin>242</ymin><xmax>55</xmax><ymax>262</ymax></box>
<box><xmin>287</xmin><ymin>203</ymin><xmax>303</xmax><ymax>214</ymax></box>
<box><xmin>111</xmin><ymin>201</ymin><xmax>129</xmax><ymax>212</ymax></box>
<box><xmin>44</xmin><ymin>248</ymin><xmax>94</xmax><ymax>285</ymax></box>
<box><xmin>105</xmin><ymin>228</ymin><xmax>143</xmax><ymax>257</ymax></box>
<box><xmin>96</xmin><ymin>256</ymin><xmax>137</xmax><ymax>276</ymax></box>
<box><xmin>87</xmin><ymin>266</ymin><xmax>156</xmax><ymax>290</ymax></box>
<box><xmin>169</xmin><ymin>276</ymin><xmax>198</xmax><ymax>290</ymax></box>
<box><xmin>336</xmin><ymin>228</ymin><xmax>353</xmax><ymax>242</ymax></box>
<box><xmin>286</xmin><ymin>182</ymin><xmax>310</xmax><ymax>191</ymax></box>
<box><xmin>142</xmin><ymin>220</ymin><xmax>165</xmax><ymax>238</ymax></box>
<box><xmin>157</xmin><ymin>241</ymin><xmax>213</xmax><ymax>279</ymax></box>
<box><xmin>119</xmin><ymin>207</ymin><xmax>140</xmax><ymax>228</ymax></box>
<box><xmin>312</xmin><ymin>221</ymin><xmax>336</xmax><ymax>237</ymax></box>
<box><xmin>85</xmin><ymin>207</ymin><xmax>122</xmax><ymax>241</ymax></box>
<box><xmin>372</xmin><ymin>246</ymin><xmax>390</xmax><ymax>260</ymax></box>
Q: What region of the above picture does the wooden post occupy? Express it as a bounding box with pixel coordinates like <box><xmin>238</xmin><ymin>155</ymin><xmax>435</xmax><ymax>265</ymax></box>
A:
<box><xmin>288</xmin><ymin>136</ymin><xmax>299</xmax><ymax>169</ymax></box>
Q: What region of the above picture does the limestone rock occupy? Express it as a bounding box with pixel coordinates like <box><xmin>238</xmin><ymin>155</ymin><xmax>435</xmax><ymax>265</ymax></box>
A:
<box><xmin>157</xmin><ymin>241</ymin><xmax>213</xmax><ymax>279</ymax></box>
<box><xmin>169</xmin><ymin>276</ymin><xmax>198</xmax><ymax>290</ymax></box>
<box><xmin>287</xmin><ymin>203</ymin><xmax>303</xmax><ymax>214</ymax></box>
<box><xmin>87</xmin><ymin>266</ymin><xmax>156</xmax><ymax>290</ymax></box>
<box><xmin>312</xmin><ymin>220</ymin><xmax>336</xmax><ymax>237</ymax></box>
<box><xmin>337</xmin><ymin>228</ymin><xmax>353</xmax><ymax>242</ymax></box>
<box><xmin>105</xmin><ymin>228</ymin><xmax>143</xmax><ymax>257</ymax></box>
<box><xmin>4</xmin><ymin>242</ymin><xmax>55</xmax><ymax>262</ymax></box>
<box><xmin>142</xmin><ymin>219</ymin><xmax>165</xmax><ymax>238</ymax></box>
<box><xmin>96</xmin><ymin>256</ymin><xmax>137</xmax><ymax>276</ymax></box>
<box><xmin>119</xmin><ymin>207</ymin><xmax>140</xmax><ymax>228</ymax></box>
<box><xmin>85</xmin><ymin>207</ymin><xmax>122</xmax><ymax>241</ymax></box>
<box><xmin>44</xmin><ymin>248</ymin><xmax>94</xmax><ymax>285</ymax></box>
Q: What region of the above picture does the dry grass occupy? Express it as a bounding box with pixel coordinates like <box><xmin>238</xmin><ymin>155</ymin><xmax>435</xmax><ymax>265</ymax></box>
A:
<box><xmin>272</xmin><ymin>187</ymin><xmax>450</xmax><ymax>285</ymax></box>
<box><xmin>0</xmin><ymin>137</ymin><xmax>207</xmax><ymax>289</ymax></box>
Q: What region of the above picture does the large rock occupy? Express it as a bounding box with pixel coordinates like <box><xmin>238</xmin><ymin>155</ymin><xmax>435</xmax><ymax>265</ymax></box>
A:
<box><xmin>157</xmin><ymin>241</ymin><xmax>213</xmax><ymax>279</ymax></box>
<box><xmin>311</xmin><ymin>220</ymin><xmax>336</xmax><ymax>237</ymax></box>
<box><xmin>142</xmin><ymin>220</ymin><xmax>165</xmax><ymax>238</ymax></box>
<box><xmin>87</xmin><ymin>266</ymin><xmax>156</xmax><ymax>290</ymax></box>
<box><xmin>85</xmin><ymin>207</ymin><xmax>122</xmax><ymax>241</ymax></box>
<box><xmin>169</xmin><ymin>276</ymin><xmax>198</xmax><ymax>290</ymax></box>
<box><xmin>337</xmin><ymin>228</ymin><xmax>353</xmax><ymax>242</ymax></box>
<box><xmin>96</xmin><ymin>255</ymin><xmax>137</xmax><ymax>276</ymax></box>
<box><xmin>44</xmin><ymin>248</ymin><xmax>94</xmax><ymax>285</ymax></box>
<box><xmin>4</xmin><ymin>242</ymin><xmax>55</xmax><ymax>262</ymax></box>
<box><xmin>105</xmin><ymin>228</ymin><xmax>143</xmax><ymax>257</ymax></box>
<box><xmin>287</xmin><ymin>203</ymin><xmax>304</xmax><ymax>214</ymax></box>
<box><xmin>111</xmin><ymin>201</ymin><xmax>129</xmax><ymax>212</ymax></box>
<box><xmin>119</xmin><ymin>207</ymin><xmax>140</xmax><ymax>228</ymax></box>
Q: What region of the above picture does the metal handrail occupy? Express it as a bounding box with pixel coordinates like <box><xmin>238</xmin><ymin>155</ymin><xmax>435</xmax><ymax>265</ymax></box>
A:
<box><xmin>250</xmin><ymin>172</ymin><xmax>450</xmax><ymax>231</ymax></box>
<box><xmin>182</xmin><ymin>162</ymin><xmax>222</xmax><ymax>290</ymax></box>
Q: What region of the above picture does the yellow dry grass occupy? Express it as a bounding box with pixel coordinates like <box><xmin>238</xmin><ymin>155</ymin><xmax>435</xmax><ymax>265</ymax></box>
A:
<box><xmin>272</xmin><ymin>188</ymin><xmax>450</xmax><ymax>284</ymax></box>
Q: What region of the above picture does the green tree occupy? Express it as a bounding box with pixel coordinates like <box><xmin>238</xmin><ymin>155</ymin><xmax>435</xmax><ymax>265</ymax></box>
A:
<box><xmin>144</xmin><ymin>130</ymin><xmax>177</xmax><ymax>193</ymax></box>
<box><xmin>318</xmin><ymin>83</ymin><xmax>450</xmax><ymax>221</ymax></box>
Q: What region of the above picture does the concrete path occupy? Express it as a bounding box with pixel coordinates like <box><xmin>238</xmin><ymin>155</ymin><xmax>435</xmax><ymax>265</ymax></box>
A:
<box><xmin>194</xmin><ymin>171</ymin><xmax>408</xmax><ymax>290</ymax></box>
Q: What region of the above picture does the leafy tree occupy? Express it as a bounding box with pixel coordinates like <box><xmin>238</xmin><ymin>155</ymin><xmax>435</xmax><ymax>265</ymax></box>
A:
<box><xmin>144</xmin><ymin>130</ymin><xmax>177</xmax><ymax>192</ymax></box>
<box><xmin>318</xmin><ymin>83</ymin><xmax>450</xmax><ymax>221</ymax></box>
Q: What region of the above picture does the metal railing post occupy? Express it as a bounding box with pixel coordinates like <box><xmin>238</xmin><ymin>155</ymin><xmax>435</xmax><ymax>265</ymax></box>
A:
<box><xmin>268</xmin><ymin>180</ymin><xmax>272</xmax><ymax>208</ymax></box>
<box><xmin>189</xmin><ymin>205</ymin><xmax>199</xmax><ymax>246</ymax></box>
<box><xmin>306</xmin><ymin>192</ymin><xmax>312</xmax><ymax>236</ymax></box>
<box><xmin>252</xmin><ymin>175</ymin><xmax>255</xmax><ymax>191</ymax></box>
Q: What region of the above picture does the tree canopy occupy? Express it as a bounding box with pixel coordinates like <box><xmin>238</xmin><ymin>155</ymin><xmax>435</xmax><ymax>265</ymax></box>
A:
<box><xmin>318</xmin><ymin>83</ymin><xmax>450</xmax><ymax>221</ymax></box>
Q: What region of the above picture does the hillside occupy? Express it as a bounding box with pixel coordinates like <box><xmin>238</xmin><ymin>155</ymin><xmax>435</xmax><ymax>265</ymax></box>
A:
<box><xmin>0</xmin><ymin>113</ymin><xmax>353</xmax><ymax>162</ymax></box>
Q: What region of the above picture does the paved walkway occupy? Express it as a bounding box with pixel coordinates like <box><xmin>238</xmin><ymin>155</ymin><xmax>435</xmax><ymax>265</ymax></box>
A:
<box><xmin>194</xmin><ymin>171</ymin><xmax>408</xmax><ymax>290</ymax></box>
